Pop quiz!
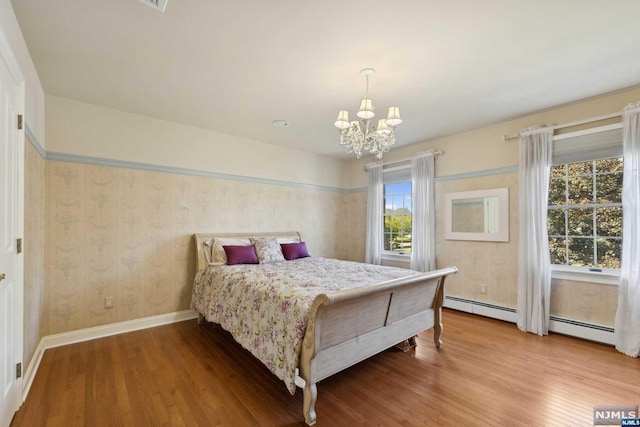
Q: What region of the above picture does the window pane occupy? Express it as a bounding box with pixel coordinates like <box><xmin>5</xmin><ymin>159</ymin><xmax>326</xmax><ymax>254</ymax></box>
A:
<box><xmin>392</xmin><ymin>195</ymin><xmax>404</xmax><ymax>211</ymax></box>
<box><xmin>596</xmin><ymin>157</ymin><xmax>623</xmax><ymax>173</ymax></box>
<box><xmin>596</xmin><ymin>173</ymin><xmax>623</xmax><ymax>203</ymax></box>
<box><xmin>384</xmin><ymin>233</ymin><xmax>393</xmax><ymax>251</ymax></box>
<box><xmin>384</xmin><ymin>216</ymin><xmax>391</xmax><ymax>233</ymax></box>
<box><xmin>548</xmin><ymin>179</ymin><xmax>566</xmax><ymax>205</ymax></box>
<box><xmin>596</xmin><ymin>206</ymin><xmax>622</xmax><ymax>237</ymax></box>
<box><xmin>567</xmin><ymin>237</ymin><xmax>594</xmax><ymax>267</ymax></box>
<box><xmin>597</xmin><ymin>238</ymin><xmax>621</xmax><ymax>269</ymax></box>
<box><xmin>403</xmin><ymin>194</ymin><xmax>412</xmax><ymax>211</ymax></box>
<box><xmin>550</xmin><ymin>164</ymin><xmax>566</xmax><ymax>178</ymax></box>
<box><xmin>385</xmin><ymin>183</ymin><xmax>399</xmax><ymax>195</ymax></box>
<box><xmin>547</xmin><ymin>157</ymin><xmax>622</xmax><ymax>269</ymax></box>
<box><xmin>403</xmin><ymin>215</ymin><xmax>412</xmax><ymax>234</ymax></box>
<box><xmin>382</xmin><ymin>179</ymin><xmax>412</xmax><ymax>255</ymax></box>
<box><xmin>567</xmin><ymin>161</ymin><xmax>593</xmax><ymax>176</ymax></box>
<box><xmin>567</xmin><ymin>208</ymin><xmax>593</xmax><ymax>236</ymax></box>
<box><xmin>549</xmin><ymin>237</ymin><xmax>567</xmax><ymax>265</ymax></box>
<box><xmin>547</xmin><ymin>209</ymin><xmax>565</xmax><ymax>236</ymax></box>
<box><xmin>567</xmin><ymin>175</ymin><xmax>593</xmax><ymax>204</ymax></box>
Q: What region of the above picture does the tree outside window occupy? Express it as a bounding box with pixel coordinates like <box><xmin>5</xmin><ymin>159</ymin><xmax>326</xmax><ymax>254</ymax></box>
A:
<box><xmin>548</xmin><ymin>157</ymin><xmax>623</xmax><ymax>269</ymax></box>
<box><xmin>383</xmin><ymin>181</ymin><xmax>412</xmax><ymax>254</ymax></box>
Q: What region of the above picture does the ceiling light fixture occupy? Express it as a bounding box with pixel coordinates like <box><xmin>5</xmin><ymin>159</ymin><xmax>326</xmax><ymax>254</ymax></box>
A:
<box><xmin>334</xmin><ymin>68</ymin><xmax>402</xmax><ymax>159</ymax></box>
<box><xmin>272</xmin><ymin>120</ymin><xmax>289</xmax><ymax>127</ymax></box>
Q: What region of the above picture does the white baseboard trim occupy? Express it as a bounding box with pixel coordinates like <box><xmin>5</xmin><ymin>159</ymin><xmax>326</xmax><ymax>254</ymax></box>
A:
<box><xmin>548</xmin><ymin>317</ymin><xmax>615</xmax><ymax>346</ymax></box>
<box><xmin>21</xmin><ymin>309</ymin><xmax>199</xmax><ymax>402</ymax></box>
<box><xmin>22</xmin><ymin>340</ymin><xmax>46</xmax><ymax>402</ymax></box>
<box><xmin>444</xmin><ymin>296</ymin><xmax>615</xmax><ymax>345</ymax></box>
<box><xmin>444</xmin><ymin>296</ymin><xmax>517</xmax><ymax>323</ymax></box>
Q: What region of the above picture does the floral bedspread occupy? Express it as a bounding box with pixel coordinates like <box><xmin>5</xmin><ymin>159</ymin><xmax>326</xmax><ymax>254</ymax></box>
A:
<box><xmin>191</xmin><ymin>257</ymin><xmax>415</xmax><ymax>394</ymax></box>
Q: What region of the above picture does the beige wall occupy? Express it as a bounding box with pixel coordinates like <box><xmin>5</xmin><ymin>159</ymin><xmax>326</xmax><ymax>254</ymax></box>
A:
<box><xmin>435</xmin><ymin>172</ymin><xmax>519</xmax><ymax>308</ymax></box>
<box><xmin>43</xmin><ymin>160</ymin><xmax>350</xmax><ymax>334</ymax></box>
<box><xmin>23</xmin><ymin>139</ymin><xmax>45</xmax><ymax>366</ymax></box>
<box><xmin>46</xmin><ymin>96</ymin><xmax>349</xmax><ymax>189</ymax></box>
<box><xmin>346</xmin><ymin>86</ymin><xmax>640</xmax><ymax>188</ymax></box>
<box><xmin>40</xmin><ymin>96</ymin><xmax>358</xmax><ymax>335</ymax></box>
<box><xmin>346</xmin><ymin>87</ymin><xmax>640</xmax><ymax>327</ymax></box>
<box><xmin>29</xmin><ymin>72</ymin><xmax>640</xmax><ymax>339</ymax></box>
<box><xmin>34</xmin><ymin>85</ymin><xmax>640</xmax><ymax>338</ymax></box>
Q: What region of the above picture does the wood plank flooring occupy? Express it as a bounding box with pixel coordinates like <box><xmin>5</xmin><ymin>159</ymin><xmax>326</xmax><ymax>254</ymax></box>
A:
<box><xmin>11</xmin><ymin>309</ymin><xmax>640</xmax><ymax>426</ymax></box>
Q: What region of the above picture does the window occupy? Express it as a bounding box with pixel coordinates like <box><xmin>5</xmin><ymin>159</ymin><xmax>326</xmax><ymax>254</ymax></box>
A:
<box><xmin>383</xmin><ymin>178</ymin><xmax>412</xmax><ymax>255</ymax></box>
<box><xmin>548</xmin><ymin>157</ymin><xmax>623</xmax><ymax>270</ymax></box>
<box><xmin>547</xmin><ymin>122</ymin><xmax>624</xmax><ymax>283</ymax></box>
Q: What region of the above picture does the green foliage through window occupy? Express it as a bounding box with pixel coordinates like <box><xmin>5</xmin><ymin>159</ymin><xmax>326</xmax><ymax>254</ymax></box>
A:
<box><xmin>548</xmin><ymin>157</ymin><xmax>623</xmax><ymax>269</ymax></box>
<box><xmin>383</xmin><ymin>181</ymin><xmax>412</xmax><ymax>254</ymax></box>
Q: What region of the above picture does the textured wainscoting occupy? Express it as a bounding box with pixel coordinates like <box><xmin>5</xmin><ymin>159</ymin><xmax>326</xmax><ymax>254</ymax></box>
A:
<box><xmin>43</xmin><ymin>160</ymin><xmax>364</xmax><ymax>335</ymax></box>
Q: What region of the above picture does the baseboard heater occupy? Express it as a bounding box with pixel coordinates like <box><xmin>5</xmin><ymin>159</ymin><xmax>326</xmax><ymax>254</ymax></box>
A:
<box><xmin>444</xmin><ymin>295</ymin><xmax>615</xmax><ymax>345</ymax></box>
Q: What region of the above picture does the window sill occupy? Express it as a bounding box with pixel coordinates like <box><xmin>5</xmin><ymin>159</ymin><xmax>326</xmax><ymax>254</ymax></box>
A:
<box><xmin>551</xmin><ymin>266</ymin><xmax>619</xmax><ymax>286</ymax></box>
<box><xmin>381</xmin><ymin>252</ymin><xmax>411</xmax><ymax>263</ymax></box>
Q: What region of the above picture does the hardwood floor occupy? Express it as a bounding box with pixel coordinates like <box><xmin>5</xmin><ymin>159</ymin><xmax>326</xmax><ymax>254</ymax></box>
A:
<box><xmin>12</xmin><ymin>309</ymin><xmax>640</xmax><ymax>426</ymax></box>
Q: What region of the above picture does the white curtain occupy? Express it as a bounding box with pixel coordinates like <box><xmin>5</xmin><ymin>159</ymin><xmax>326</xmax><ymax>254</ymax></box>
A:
<box><xmin>517</xmin><ymin>126</ymin><xmax>553</xmax><ymax>335</ymax></box>
<box><xmin>614</xmin><ymin>102</ymin><xmax>640</xmax><ymax>357</ymax></box>
<box><xmin>365</xmin><ymin>164</ymin><xmax>383</xmax><ymax>265</ymax></box>
<box><xmin>410</xmin><ymin>154</ymin><xmax>435</xmax><ymax>272</ymax></box>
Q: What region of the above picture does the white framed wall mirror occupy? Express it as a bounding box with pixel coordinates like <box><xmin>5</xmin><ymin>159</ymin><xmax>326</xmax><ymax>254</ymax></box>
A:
<box><xmin>444</xmin><ymin>188</ymin><xmax>509</xmax><ymax>242</ymax></box>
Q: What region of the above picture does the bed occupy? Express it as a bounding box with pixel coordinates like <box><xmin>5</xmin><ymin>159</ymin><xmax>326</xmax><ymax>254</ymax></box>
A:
<box><xmin>191</xmin><ymin>231</ymin><xmax>458</xmax><ymax>425</ymax></box>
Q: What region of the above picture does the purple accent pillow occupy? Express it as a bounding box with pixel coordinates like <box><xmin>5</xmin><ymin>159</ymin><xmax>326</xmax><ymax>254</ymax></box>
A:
<box><xmin>280</xmin><ymin>242</ymin><xmax>310</xmax><ymax>261</ymax></box>
<box><xmin>223</xmin><ymin>245</ymin><xmax>258</xmax><ymax>265</ymax></box>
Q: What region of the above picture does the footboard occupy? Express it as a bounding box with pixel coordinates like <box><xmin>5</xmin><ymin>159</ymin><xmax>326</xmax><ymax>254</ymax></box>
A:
<box><xmin>297</xmin><ymin>266</ymin><xmax>458</xmax><ymax>425</ymax></box>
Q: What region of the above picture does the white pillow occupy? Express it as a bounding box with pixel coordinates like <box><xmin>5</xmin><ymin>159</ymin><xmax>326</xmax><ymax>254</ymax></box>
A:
<box><xmin>277</xmin><ymin>237</ymin><xmax>300</xmax><ymax>244</ymax></box>
<box><xmin>211</xmin><ymin>238</ymin><xmax>252</xmax><ymax>265</ymax></box>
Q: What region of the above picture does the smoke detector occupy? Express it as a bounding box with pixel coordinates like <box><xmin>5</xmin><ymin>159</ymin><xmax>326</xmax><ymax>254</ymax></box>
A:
<box><xmin>136</xmin><ymin>0</ymin><xmax>168</xmax><ymax>12</ymax></box>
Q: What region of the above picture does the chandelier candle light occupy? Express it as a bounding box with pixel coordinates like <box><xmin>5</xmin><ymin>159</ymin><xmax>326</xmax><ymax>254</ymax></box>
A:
<box><xmin>334</xmin><ymin>68</ymin><xmax>402</xmax><ymax>159</ymax></box>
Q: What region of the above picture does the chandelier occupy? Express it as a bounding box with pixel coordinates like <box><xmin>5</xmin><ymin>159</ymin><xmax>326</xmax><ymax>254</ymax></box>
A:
<box><xmin>334</xmin><ymin>68</ymin><xmax>402</xmax><ymax>159</ymax></box>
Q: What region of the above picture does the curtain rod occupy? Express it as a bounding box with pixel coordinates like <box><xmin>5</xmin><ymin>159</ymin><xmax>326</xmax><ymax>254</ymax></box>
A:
<box><xmin>502</xmin><ymin>112</ymin><xmax>622</xmax><ymax>141</ymax></box>
<box><xmin>364</xmin><ymin>149</ymin><xmax>443</xmax><ymax>171</ymax></box>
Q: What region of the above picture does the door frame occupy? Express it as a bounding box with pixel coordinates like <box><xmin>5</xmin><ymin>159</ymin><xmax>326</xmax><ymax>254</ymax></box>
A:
<box><xmin>0</xmin><ymin>21</ymin><xmax>26</xmax><ymax>421</ymax></box>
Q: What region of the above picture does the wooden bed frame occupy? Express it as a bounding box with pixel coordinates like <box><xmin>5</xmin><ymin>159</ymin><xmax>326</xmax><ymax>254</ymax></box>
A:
<box><xmin>193</xmin><ymin>232</ymin><xmax>458</xmax><ymax>425</ymax></box>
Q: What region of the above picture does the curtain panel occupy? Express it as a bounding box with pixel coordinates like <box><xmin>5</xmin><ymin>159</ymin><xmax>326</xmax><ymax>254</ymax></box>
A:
<box><xmin>517</xmin><ymin>126</ymin><xmax>553</xmax><ymax>335</ymax></box>
<box><xmin>365</xmin><ymin>164</ymin><xmax>383</xmax><ymax>265</ymax></box>
<box><xmin>410</xmin><ymin>154</ymin><xmax>435</xmax><ymax>272</ymax></box>
<box><xmin>614</xmin><ymin>102</ymin><xmax>640</xmax><ymax>357</ymax></box>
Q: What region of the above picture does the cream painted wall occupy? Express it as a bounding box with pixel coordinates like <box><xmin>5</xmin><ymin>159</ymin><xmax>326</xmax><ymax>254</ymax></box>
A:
<box><xmin>23</xmin><ymin>139</ymin><xmax>45</xmax><ymax>370</ymax></box>
<box><xmin>434</xmin><ymin>172</ymin><xmax>616</xmax><ymax>326</ymax></box>
<box><xmin>346</xmin><ymin>86</ymin><xmax>640</xmax><ymax>187</ymax></box>
<box><xmin>46</xmin><ymin>96</ymin><xmax>349</xmax><ymax>189</ymax></box>
<box><xmin>435</xmin><ymin>173</ymin><xmax>519</xmax><ymax>309</ymax></box>
<box><xmin>0</xmin><ymin>0</ymin><xmax>45</xmax><ymax>144</ymax></box>
<box><xmin>346</xmin><ymin>86</ymin><xmax>640</xmax><ymax>327</ymax></box>
<box><xmin>44</xmin><ymin>159</ymin><xmax>351</xmax><ymax>335</ymax></box>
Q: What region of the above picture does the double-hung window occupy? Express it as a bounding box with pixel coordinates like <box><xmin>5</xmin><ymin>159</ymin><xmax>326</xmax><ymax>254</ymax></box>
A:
<box><xmin>383</xmin><ymin>166</ymin><xmax>412</xmax><ymax>256</ymax></box>
<box><xmin>547</xmin><ymin>123</ymin><xmax>623</xmax><ymax>284</ymax></box>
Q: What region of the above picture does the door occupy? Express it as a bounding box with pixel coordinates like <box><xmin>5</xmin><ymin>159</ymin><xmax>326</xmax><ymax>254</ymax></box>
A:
<box><xmin>0</xmin><ymin>52</ymin><xmax>22</xmax><ymax>427</ymax></box>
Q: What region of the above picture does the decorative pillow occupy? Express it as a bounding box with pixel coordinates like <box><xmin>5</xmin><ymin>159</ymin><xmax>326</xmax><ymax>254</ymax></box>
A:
<box><xmin>211</xmin><ymin>238</ymin><xmax>252</xmax><ymax>265</ymax></box>
<box><xmin>280</xmin><ymin>242</ymin><xmax>310</xmax><ymax>260</ymax></box>
<box><xmin>250</xmin><ymin>237</ymin><xmax>285</xmax><ymax>264</ymax></box>
<box><xmin>223</xmin><ymin>245</ymin><xmax>258</xmax><ymax>265</ymax></box>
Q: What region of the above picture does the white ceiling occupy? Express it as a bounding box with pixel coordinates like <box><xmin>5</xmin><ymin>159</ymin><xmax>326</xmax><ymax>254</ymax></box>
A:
<box><xmin>11</xmin><ymin>0</ymin><xmax>640</xmax><ymax>159</ymax></box>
